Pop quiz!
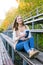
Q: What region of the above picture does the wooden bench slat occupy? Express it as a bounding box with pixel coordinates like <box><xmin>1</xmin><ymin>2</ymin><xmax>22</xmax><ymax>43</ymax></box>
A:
<box><xmin>15</xmin><ymin>50</ymin><xmax>43</xmax><ymax>65</ymax></box>
<box><xmin>0</xmin><ymin>52</ymin><xmax>3</xmax><ymax>65</ymax></box>
<box><xmin>35</xmin><ymin>52</ymin><xmax>43</xmax><ymax>63</ymax></box>
<box><xmin>30</xmin><ymin>29</ymin><xmax>43</xmax><ymax>33</ymax></box>
<box><xmin>0</xmin><ymin>37</ymin><xmax>14</xmax><ymax>65</ymax></box>
<box><xmin>5</xmin><ymin>29</ymin><xmax>43</xmax><ymax>33</ymax></box>
<box><xmin>24</xmin><ymin>18</ymin><xmax>43</xmax><ymax>25</ymax></box>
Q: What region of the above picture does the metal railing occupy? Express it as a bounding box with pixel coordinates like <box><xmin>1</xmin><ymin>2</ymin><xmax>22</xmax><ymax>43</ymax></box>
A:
<box><xmin>23</xmin><ymin>5</ymin><xmax>43</xmax><ymax>19</ymax></box>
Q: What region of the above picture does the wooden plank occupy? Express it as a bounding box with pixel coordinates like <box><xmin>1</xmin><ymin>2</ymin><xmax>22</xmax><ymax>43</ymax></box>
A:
<box><xmin>4</xmin><ymin>29</ymin><xmax>43</xmax><ymax>33</ymax></box>
<box><xmin>0</xmin><ymin>52</ymin><xmax>3</xmax><ymax>65</ymax></box>
<box><xmin>15</xmin><ymin>50</ymin><xmax>43</xmax><ymax>65</ymax></box>
<box><xmin>35</xmin><ymin>52</ymin><xmax>43</xmax><ymax>63</ymax></box>
<box><xmin>24</xmin><ymin>18</ymin><xmax>43</xmax><ymax>25</ymax></box>
<box><xmin>1</xmin><ymin>33</ymin><xmax>43</xmax><ymax>65</ymax></box>
<box><xmin>30</xmin><ymin>29</ymin><xmax>43</xmax><ymax>33</ymax></box>
<box><xmin>24</xmin><ymin>13</ymin><xmax>43</xmax><ymax>22</ymax></box>
<box><xmin>0</xmin><ymin>33</ymin><xmax>14</xmax><ymax>49</ymax></box>
<box><xmin>0</xmin><ymin>38</ymin><xmax>6</xmax><ymax>65</ymax></box>
<box><xmin>0</xmin><ymin>37</ymin><xmax>14</xmax><ymax>65</ymax></box>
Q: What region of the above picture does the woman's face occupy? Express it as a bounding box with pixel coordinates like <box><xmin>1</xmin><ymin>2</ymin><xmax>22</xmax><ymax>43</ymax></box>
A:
<box><xmin>16</xmin><ymin>16</ymin><xmax>23</xmax><ymax>24</ymax></box>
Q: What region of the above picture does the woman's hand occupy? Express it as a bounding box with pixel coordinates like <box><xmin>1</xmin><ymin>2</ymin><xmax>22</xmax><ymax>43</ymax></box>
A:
<box><xmin>23</xmin><ymin>37</ymin><xmax>29</xmax><ymax>41</ymax></box>
<box><xmin>19</xmin><ymin>33</ymin><xmax>26</xmax><ymax>38</ymax></box>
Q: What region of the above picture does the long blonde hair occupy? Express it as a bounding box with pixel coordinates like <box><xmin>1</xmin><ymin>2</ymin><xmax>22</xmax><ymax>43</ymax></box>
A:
<box><xmin>13</xmin><ymin>16</ymin><xmax>24</xmax><ymax>31</ymax></box>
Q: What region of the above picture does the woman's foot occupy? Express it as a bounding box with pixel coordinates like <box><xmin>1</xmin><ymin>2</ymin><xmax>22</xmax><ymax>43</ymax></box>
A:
<box><xmin>29</xmin><ymin>50</ymin><xmax>39</xmax><ymax>58</ymax></box>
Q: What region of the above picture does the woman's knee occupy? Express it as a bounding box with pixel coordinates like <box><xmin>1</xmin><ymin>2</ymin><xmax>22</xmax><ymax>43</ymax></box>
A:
<box><xmin>29</xmin><ymin>37</ymin><xmax>34</xmax><ymax>41</ymax></box>
<box><xmin>16</xmin><ymin>42</ymin><xmax>24</xmax><ymax>51</ymax></box>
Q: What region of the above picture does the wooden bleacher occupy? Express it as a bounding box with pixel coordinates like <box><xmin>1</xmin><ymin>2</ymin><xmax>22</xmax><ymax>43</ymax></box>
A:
<box><xmin>0</xmin><ymin>33</ymin><xmax>43</xmax><ymax>65</ymax></box>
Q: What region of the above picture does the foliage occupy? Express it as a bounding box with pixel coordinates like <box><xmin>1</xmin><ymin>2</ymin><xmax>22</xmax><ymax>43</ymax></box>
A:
<box><xmin>0</xmin><ymin>27</ymin><xmax>4</xmax><ymax>32</ymax></box>
<box><xmin>0</xmin><ymin>0</ymin><xmax>43</xmax><ymax>31</ymax></box>
<box><xmin>0</xmin><ymin>0</ymin><xmax>43</xmax><ymax>50</ymax></box>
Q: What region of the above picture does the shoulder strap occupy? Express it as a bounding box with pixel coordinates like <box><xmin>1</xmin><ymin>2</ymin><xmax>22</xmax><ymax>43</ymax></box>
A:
<box><xmin>25</xmin><ymin>25</ymin><xmax>29</xmax><ymax>29</ymax></box>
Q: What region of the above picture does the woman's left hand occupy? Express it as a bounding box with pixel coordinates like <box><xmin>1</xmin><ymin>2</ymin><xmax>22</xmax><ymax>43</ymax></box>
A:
<box><xmin>22</xmin><ymin>37</ymin><xmax>29</xmax><ymax>41</ymax></box>
<box><xmin>20</xmin><ymin>33</ymin><xmax>27</xmax><ymax>38</ymax></box>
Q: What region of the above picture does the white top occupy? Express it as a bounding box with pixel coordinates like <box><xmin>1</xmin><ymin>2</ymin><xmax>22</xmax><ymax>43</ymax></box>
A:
<box><xmin>12</xmin><ymin>26</ymin><xmax>32</xmax><ymax>49</ymax></box>
<box><xmin>13</xmin><ymin>29</ymin><xmax>31</xmax><ymax>41</ymax></box>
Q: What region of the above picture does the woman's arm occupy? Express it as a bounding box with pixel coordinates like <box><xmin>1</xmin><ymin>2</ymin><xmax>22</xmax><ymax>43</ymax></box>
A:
<box><xmin>25</xmin><ymin>25</ymin><xmax>32</xmax><ymax>38</ymax></box>
<box><xmin>22</xmin><ymin>25</ymin><xmax>31</xmax><ymax>40</ymax></box>
<box><xmin>13</xmin><ymin>30</ymin><xmax>26</xmax><ymax>41</ymax></box>
<box><xmin>13</xmin><ymin>31</ymin><xmax>20</xmax><ymax>41</ymax></box>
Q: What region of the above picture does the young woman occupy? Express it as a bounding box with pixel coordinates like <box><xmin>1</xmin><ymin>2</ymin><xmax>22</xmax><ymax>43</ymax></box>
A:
<box><xmin>13</xmin><ymin>15</ymin><xmax>39</xmax><ymax>58</ymax></box>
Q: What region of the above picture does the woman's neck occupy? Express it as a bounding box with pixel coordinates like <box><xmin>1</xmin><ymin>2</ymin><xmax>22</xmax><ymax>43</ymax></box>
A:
<box><xmin>18</xmin><ymin>24</ymin><xmax>23</xmax><ymax>27</ymax></box>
